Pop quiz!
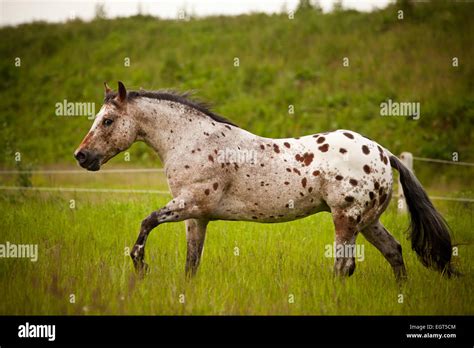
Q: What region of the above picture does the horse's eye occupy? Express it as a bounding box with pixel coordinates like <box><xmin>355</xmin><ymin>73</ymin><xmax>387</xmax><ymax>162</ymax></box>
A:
<box><xmin>103</xmin><ymin>118</ymin><xmax>113</xmax><ymax>126</ymax></box>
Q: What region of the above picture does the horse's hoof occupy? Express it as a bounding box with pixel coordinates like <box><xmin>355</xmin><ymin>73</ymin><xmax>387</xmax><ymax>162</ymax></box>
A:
<box><xmin>142</xmin><ymin>262</ymin><xmax>150</xmax><ymax>274</ymax></box>
<box><xmin>134</xmin><ymin>261</ymin><xmax>149</xmax><ymax>278</ymax></box>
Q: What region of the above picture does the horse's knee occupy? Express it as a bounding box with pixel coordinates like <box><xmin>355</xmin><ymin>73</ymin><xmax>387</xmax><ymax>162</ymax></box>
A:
<box><xmin>141</xmin><ymin>211</ymin><xmax>160</xmax><ymax>231</ymax></box>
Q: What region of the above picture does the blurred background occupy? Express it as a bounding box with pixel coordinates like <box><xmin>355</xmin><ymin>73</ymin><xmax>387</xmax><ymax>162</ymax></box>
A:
<box><xmin>0</xmin><ymin>0</ymin><xmax>472</xmax><ymax>192</ymax></box>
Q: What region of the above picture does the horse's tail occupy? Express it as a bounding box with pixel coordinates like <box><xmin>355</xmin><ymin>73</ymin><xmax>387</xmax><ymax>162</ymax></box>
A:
<box><xmin>389</xmin><ymin>155</ymin><xmax>458</xmax><ymax>276</ymax></box>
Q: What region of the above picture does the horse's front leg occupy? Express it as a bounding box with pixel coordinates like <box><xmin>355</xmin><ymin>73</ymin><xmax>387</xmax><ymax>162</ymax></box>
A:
<box><xmin>185</xmin><ymin>219</ymin><xmax>209</xmax><ymax>277</ymax></box>
<box><xmin>131</xmin><ymin>197</ymin><xmax>192</xmax><ymax>276</ymax></box>
<box><xmin>131</xmin><ymin>189</ymin><xmax>217</xmax><ymax>277</ymax></box>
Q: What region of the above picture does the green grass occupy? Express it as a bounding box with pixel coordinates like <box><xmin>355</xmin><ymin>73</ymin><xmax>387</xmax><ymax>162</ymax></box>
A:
<box><xmin>0</xmin><ymin>190</ymin><xmax>472</xmax><ymax>315</ymax></box>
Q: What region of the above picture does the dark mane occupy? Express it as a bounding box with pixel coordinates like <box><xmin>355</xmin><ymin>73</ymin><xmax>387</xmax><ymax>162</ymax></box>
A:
<box><xmin>105</xmin><ymin>90</ymin><xmax>238</xmax><ymax>127</ymax></box>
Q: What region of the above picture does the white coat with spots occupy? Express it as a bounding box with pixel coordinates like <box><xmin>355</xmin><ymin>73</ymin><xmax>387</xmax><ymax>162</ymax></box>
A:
<box><xmin>75</xmin><ymin>82</ymin><xmax>456</xmax><ymax>281</ymax></box>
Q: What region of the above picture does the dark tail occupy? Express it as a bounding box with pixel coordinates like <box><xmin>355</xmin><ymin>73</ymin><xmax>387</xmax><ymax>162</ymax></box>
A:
<box><xmin>390</xmin><ymin>155</ymin><xmax>457</xmax><ymax>276</ymax></box>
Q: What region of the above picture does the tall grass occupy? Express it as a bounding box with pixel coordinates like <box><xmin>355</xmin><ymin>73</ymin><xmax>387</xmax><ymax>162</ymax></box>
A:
<box><xmin>0</xmin><ymin>192</ymin><xmax>472</xmax><ymax>315</ymax></box>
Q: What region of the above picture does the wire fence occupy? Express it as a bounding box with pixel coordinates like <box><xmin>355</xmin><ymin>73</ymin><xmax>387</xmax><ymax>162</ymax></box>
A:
<box><xmin>0</xmin><ymin>186</ymin><xmax>169</xmax><ymax>195</ymax></box>
<box><xmin>413</xmin><ymin>156</ymin><xmax>474</xmax><ymax>167</ymax></box>
<box><xmin>0</xmin><ymin>168</ymin><xmax>164</xmax><ymax>174</ymax></box>
<box><xmin>0</xmin><ymin>155</ymin><xmax>472</xmax><ymax>202</ymax></box>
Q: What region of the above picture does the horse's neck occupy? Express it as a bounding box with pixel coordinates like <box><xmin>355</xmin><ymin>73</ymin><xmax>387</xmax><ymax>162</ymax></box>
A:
<box><xmin>135</xmin><ymin>98</ymin><xmax>256</xmax><ymax>165</ymax></box>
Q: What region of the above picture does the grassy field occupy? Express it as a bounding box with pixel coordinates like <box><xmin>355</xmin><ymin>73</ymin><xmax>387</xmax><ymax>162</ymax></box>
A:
<box><xmin>0</xmin><ymin>180</ymin><xmax>472</xmax><ymax>315</ymax></box>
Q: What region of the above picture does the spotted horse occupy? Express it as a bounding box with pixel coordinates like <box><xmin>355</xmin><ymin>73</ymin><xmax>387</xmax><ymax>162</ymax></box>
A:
<box><xmin>74</xmin><ymin>82</ymin><xmax>457</xmax><ymax>282</ymax></box>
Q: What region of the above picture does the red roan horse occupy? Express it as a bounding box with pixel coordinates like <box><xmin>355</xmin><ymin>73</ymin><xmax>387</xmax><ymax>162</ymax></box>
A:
<box><xmin>74</xmin><ymin>82</ymin><xmax>456</xmax><ymax>281</ymax></box>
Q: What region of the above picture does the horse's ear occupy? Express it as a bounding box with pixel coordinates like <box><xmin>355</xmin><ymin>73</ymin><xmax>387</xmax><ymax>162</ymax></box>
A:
<box><xmin>118</xmin><ymin>81</ymin><xmax>127</xmax><ymax>102</ymax></box>
<box><xmin>104</xmin><ymin>82</ymin><xmax>112</xmax><ymax>95</ymax></box>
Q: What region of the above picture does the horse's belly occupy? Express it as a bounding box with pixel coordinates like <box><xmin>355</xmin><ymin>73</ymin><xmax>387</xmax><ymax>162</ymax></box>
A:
<box><xmin>212</xmin><ymin>186</ymin><xmax>329</xmax><ymax>223</ymax></box>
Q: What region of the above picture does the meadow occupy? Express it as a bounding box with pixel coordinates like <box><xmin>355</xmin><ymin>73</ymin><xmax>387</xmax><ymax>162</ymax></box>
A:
<box><xmin>0</xmin><ymin>171</ymin><xmax>472</xmax><ymax>315</ymax></box>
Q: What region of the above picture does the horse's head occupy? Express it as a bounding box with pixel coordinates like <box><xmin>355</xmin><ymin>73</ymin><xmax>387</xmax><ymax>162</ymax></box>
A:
<box><xmin>74</xmin><ymin>81</ymin><xmax>138</xmax><ymax>171</ymax></box>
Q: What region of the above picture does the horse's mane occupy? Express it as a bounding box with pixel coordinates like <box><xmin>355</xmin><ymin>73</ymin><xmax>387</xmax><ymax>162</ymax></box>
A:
<box><xmin>105</xmin><ymin>89</ymin><xmax>238</xmax><ymax>127</ymax></box>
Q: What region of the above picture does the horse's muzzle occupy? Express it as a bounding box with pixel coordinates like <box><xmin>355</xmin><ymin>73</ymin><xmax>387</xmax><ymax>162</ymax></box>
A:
<box><xmin>74</xmin><ymin>149</ymin><xmax>101</xmax><ymax>171</ymax></box>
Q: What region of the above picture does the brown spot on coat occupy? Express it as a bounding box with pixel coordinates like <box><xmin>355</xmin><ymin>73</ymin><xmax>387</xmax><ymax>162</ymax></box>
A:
<box><xmin>293</xmin><ymin>168</ymin><xmax>301</xmax><ymax>175</ymax></box>
<box><xmin>343</xmin><ymin>132</ymin><xmax>354</xmax><ymax>139</ymax></box>
<box><xmin>363</xmin><ymin>165</ymin><xmax>371</xmax><ymax>174</ymax></box>
<box><xmin>318</xmin><ymin>144</ymin><xmax>329</xmax><ymax>152</ymax></box>
<box><xmin>303</xmin><ymin>153</ymin><xmax>314</xmax><ymax>166</ymax></box>
<box><xmin>313</xmin><ymin>170</ymin><xmax>320</xmax><ymax>176</ymax></box>
<box><xmin>204</xmin><ymin>189</ymin><xmax>210</xmax><ymax>195</ymax></box>
<box><xmin>273</xmin><ymin>144</ymin><xmax>280</xmax><ymax>153</ymax></box>
<box><xmin>284</xmin><ymin>181</ymin><xmax>289</xmax><ymax>185</ymax></box>
<box><xmin>260</xmin><ymin>145</ymin><xmax>265</xmax><ymax>150</ymax></box>
<box><xmin>301</xmin><ymin>177</ymin><xmax>307</xmax><ymax>188</ymax></box>
<box><xmin>284</xmin><ymin>142</ymin><xmax>291</xmax><ymax>148</ymax></box>
<box><xmin>208</xmin><ymin>155</ymin><xmax>214</xmax><ymax>162</ymax></box>
<box><xmin>349</xmin><ymin>179</ymin><xmax>358</xmax><ymax>186</ymax></box>
<box><xmin>317</xmin><ymin>136</ymin><xmax>325</xmax><ymax>144</ymax></box>
<box><xmin>345</xmin><ymin>196</ymin><xmax>355</xmax><ymax>203</ymax></box>
<box><xmin>213</xmin><ymin>183</ymin><xmax>219</xmax><ymax>190</ymax></box>
<box><xmin>336</xmin><ymin>175</ymin><xmax>343</xmax><ymax>180</ymax></box>
<box><xmin>362</xmin><ymin>145</ymin><xmax>370</xmax><ymax>155</ymax></box>
<box><xmin>339</xmin><ymin>148</ymin><xmax>347</xmax><ymax>154</ymax></box>
<box><xmin>296</xmin><ymin>152</ymin><xmax>314</xmax><ymax>166</ymax></box>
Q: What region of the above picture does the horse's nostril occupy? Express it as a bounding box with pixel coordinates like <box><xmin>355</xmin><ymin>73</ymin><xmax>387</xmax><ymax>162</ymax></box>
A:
<box><xmin>75</xmin><ymin>150</ymin><xmax>87</xmax><ymax>164</ymax></box>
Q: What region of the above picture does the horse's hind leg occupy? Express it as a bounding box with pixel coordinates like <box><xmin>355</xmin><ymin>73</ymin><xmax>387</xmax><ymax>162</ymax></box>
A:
<box><xmin>185</xmin><ymin>219</ymin><xmax>208</xmax><ymax>277</ymax></box>
<box><xmin>362</xmin><ymin>221</ymin><xmax>407</xmax><ymax>282</ymax></box>
<box><xmin>331</xmin><ymin>209</ymin><xmax>358</xmax><ymax>277</ymax></box>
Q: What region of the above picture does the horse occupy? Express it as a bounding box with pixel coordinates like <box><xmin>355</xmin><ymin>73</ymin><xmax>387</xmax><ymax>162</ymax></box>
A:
<box><xmin>74</xmin><ymin>81</ymin><xmax>456</xmax><ymax>281</ymax></box>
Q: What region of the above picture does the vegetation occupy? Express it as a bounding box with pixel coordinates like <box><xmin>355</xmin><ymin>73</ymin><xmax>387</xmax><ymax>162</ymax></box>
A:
<box><xmin>0</xmin><ymin>191</ymin><xmax>472</xmax><ymax>315</ymax></box>
<box><xmin>0</xmin><ymin>1</ymin><xmax>473</xmax><ymax>170</ymax></box>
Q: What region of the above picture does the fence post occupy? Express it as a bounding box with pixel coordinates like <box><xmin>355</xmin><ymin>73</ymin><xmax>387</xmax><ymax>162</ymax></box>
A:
<box><xmin>397</xmin><ymin>152</ymin><xmax>413</xmax><ymax>213</ymax></box>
